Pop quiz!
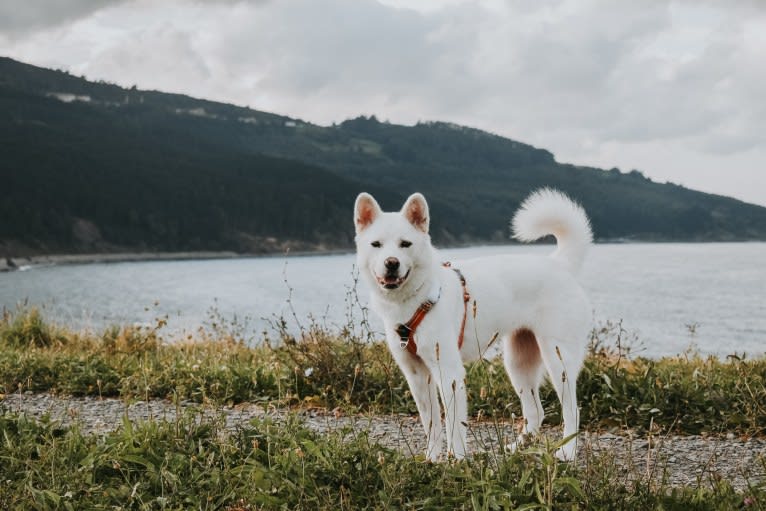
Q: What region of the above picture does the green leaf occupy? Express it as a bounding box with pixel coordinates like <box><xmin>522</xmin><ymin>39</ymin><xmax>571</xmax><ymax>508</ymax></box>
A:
<box><xmin>515</xmin><ymin>502</ymin><xmax>544</xmax><ymax>510</ymax></box>
<box><xmin>552</xmin><ymin>476</ymin><xmax>585</xmax><ymax>499</ymax></box>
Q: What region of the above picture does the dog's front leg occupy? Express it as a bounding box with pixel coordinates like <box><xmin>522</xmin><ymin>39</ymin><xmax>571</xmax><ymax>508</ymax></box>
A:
<box><xmin>390</xmin><ymin>346</ymin><xmax>443</xmax><ymax>461</ymax></box>
<box><xmin>423</xmin><ymin>346</ymin><xmax>468</xmax><ymax>460</ymax></box>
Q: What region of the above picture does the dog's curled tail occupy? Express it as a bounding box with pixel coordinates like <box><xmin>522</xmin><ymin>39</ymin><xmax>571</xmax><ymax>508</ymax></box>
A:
<box><xmin>511</xmin><ymin>188</ymin><xmax>593</xmax><ymax>273</ymax></box>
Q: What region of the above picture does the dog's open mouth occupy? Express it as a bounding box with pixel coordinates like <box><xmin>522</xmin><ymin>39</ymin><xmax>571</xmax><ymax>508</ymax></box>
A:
<box><xmin>377</xmin><ymin>269</ymin><xmax>410</xmax><ymax>290</ymax></box>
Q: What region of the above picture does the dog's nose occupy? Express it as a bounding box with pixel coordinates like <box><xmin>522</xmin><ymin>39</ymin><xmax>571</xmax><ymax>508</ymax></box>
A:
<box><xmin>384</xmin><ymin>257</ymin><xmax>400</xmax><ymax>271</ymax></box>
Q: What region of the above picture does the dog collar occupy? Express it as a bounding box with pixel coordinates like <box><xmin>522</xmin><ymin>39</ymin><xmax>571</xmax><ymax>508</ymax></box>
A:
<box><xmin>396</xmin><ymin>262</ymin><xmax>470</xmax><ymax>357</ymax></box>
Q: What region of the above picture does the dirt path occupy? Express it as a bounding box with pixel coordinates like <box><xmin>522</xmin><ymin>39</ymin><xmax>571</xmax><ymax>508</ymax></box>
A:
<box><xmin>2</xmin><ymin>392</ymin><xmax>764</xmax><ymax>490</ymax></box>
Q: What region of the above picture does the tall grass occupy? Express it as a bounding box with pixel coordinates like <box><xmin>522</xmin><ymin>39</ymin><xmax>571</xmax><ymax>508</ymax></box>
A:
<box><xmin>1</xmin><ymin>307</ymin><xmax>766</xmax><ymax>437</ymax></box>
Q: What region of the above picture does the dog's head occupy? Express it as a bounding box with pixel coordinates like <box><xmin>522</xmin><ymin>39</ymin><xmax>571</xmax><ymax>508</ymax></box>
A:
<box><xmin>353</xmin><ymin>192</ymin><xmax>434</xmax><ymax>296</ymax></box>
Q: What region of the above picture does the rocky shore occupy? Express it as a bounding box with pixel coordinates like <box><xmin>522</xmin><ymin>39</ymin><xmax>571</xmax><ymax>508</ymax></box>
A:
<box><xmin>0</xmin><ymin>247</ymin><xmax>359</xmax><ymax>272</ymax></box>
<box><xmin>0</xmin><ymin>252</ymin><xmax>241</xmax><ymax>272</ymax></box>
<box><xmin>2</xmin><ymin>392</ymin><xmax>764</xmax><ymax>490</ymax></box>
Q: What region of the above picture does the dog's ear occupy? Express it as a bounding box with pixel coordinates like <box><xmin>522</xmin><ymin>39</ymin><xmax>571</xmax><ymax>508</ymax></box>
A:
<box><xmin>354</xmin><ymin>193</ymin><xmax>382</xmax><ymax>234</ymax></box>
<box><xmin>401</xmin><ymin>193</ymin><xmax>429</xmax><ymax>233</ymax></box>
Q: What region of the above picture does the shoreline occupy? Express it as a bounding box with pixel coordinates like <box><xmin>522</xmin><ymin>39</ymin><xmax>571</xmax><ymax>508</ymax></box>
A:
<box><xmin>0</xmin><ymin>248</ymin><xmax>355</xmax><ymax>272</ymax></box>
<box><xmin>3</xmin><ymin>239</ymin><xmax>764</xmax><ymax>272</ymax></box>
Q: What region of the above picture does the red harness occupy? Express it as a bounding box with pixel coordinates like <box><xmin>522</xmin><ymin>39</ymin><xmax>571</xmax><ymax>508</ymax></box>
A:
<box><xmin>395</xmin><ymin>262</ymin><xmax>470</xmax><ymax>357</ymax></box>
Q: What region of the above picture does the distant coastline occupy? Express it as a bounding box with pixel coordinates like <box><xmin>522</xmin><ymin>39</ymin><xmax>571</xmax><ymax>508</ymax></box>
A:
<box><xmin>3</xmin><ymin>239</ymin><xmax>763</xmax><ymax>272</ymax></box>
<box><xmin>0</xmin><ymin>248</ymin><xmax>356</xmax><ymax>272</ymax></box>
<box><xmin>0</xmin><ymin>252</ymin><xmax>232</xmax><ymax>272</ymax></box>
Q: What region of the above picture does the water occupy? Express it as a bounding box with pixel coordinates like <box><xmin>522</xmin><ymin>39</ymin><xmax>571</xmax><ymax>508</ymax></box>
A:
<box><xmin>1</xmin><ymin>243</ymin><xmax>764</xmax><ymax>357</ymax></box>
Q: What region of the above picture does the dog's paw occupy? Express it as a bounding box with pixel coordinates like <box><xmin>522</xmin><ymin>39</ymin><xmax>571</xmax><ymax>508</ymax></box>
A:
<box><xmin>425</xmin><ymin>448</ymin><xmax>442</xmax><ymax>463</ymax></box>
<box><xmin>446</xmin><ymin>449</ymin><xmax>467</xmax><ymax>461</ymax></box>
<box><xmin>504</xmin><ymin>434</ymin><xmax>529</xmax><ymax>454</ymax></box>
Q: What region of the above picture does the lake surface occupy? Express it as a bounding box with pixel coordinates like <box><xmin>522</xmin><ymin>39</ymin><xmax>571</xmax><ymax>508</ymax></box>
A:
<box><xmin>1</xmin><ymin>243</ymin><xmax>764</xmax><ymax>358</ymax></box>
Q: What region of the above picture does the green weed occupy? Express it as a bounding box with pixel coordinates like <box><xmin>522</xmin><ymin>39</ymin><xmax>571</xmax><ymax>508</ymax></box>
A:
<box><xmin>0</xmin><ymin>409</ymin><xmax>763</xmax><ymax>510</ymax></box>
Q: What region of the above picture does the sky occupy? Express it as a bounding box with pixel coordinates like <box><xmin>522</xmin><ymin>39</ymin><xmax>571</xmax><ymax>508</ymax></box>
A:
<box><xmin>1</xmin><ymin>0</ymin><xmax>764</xmax><ymax>206</ymax></box>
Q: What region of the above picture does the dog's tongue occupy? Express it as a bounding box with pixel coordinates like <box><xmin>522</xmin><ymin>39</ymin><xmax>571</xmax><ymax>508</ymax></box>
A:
<box><xmin>381</xmin><ymin>274</ymin><xmax>400</xmax><ymax>289</ymax></box>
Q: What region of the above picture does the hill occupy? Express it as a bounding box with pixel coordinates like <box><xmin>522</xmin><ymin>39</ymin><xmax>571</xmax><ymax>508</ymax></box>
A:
<box><xmin>2</xmin><ymin>56</ymin><xmax>765</xmax><ymax>256</ymax></box>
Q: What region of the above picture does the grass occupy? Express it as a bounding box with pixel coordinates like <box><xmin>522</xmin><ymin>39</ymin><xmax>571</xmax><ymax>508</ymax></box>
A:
<box><xmin>1</xmin><ymin>307</ymin><xmax>766</xmax><ymax>509</ymax></box>
<box><xmin>0</xmin><ymin>408</ymin><xmax>763</xmax><ymax>510</ymax></box>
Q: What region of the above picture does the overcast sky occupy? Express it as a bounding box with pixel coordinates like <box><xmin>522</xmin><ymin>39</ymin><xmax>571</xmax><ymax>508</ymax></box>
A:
<box><xmin>1</xmin><ymin>0</ymin><xmax>764</xmax><ymax>206</ymax></box>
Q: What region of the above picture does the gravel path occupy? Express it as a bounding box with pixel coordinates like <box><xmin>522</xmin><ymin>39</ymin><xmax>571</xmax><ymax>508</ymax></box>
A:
<box><xmin>2</xmin><ymin>392</ymin><xmax>764</xmax><ymax>490</ymax></box>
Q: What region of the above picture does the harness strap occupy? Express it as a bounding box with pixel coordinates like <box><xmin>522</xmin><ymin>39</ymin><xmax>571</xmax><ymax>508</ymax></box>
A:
<box><xmin>446</xmin><ymin>263</ymin><xmax>470</xmax><ymax>350</ymax></box>
<box><xmin>395</xmin><ymin>262</ymin><xmax>471</xmax><ymax>357</ymax></box>
<box><xmin>396</xmin><ymin>299</ymin><xmax>435</xmax><ymax>356</ymax></box>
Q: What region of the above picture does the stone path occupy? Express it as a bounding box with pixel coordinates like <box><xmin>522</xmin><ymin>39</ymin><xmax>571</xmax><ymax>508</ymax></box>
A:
<box><xmin>2</xmin><ymin>392</ymin><xmax>764</xmax><ymax>490</ymax></box>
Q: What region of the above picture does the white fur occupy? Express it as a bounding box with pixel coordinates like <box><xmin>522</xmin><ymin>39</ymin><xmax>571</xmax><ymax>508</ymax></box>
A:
<box><xmin>354</xmin><ymin>190</ymin><xmax>592</xmax><ymax>461</ymax></box>
<box><xmin>511</xmin><ymin>188</ymin><xmax>592</xmax><ymax>273</ymax></box>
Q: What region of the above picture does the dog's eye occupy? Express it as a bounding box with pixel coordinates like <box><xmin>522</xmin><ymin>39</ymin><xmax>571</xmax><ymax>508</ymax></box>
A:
<box><xmin>371</xmin><ymin>241</ymin><xmax>381</xmax><ymax>248</ymax></box>
<box><xmin>399</xmin><ymin>240</ymin><xmax>412</xmax><ymax>248</ymax></box>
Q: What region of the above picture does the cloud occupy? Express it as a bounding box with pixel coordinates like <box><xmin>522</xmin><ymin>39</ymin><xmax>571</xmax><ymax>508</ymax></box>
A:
<box><xmin>0</xmin><ymin>0</ymin><xmax>127</xmax><ymax>33</ymax></box>
<box><xmin>86</xmin><ymin>25</ymin><xmax>212</xmax><ymax>90</ymax></box>
<box><xmin>0</xmin><ymin>0</ymin><xmax>272</xmax><ymax>34</ymax></box>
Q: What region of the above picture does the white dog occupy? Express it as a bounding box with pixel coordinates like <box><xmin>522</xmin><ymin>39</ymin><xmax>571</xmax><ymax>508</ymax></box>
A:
<box><xmin>353</xmin><ymin>189</ymin><xmax>592</xmax><ymax>461</ymax></box>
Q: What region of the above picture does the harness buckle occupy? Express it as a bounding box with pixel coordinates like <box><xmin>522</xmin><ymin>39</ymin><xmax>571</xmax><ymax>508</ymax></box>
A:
<box><xmin>395</xmin><ymin>323</ymin><xmax>411</xmax><ymax>349</ymax></box>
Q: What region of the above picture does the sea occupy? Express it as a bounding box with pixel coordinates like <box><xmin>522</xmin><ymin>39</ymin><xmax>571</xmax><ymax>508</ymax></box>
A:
<box><xmin>1</xmin><ymin>243</ymin><xmax>764</xmax><ymax>358</ymax></box>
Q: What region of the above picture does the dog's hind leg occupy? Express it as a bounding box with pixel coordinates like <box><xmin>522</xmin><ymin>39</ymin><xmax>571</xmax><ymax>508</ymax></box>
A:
<box><xmin>503</xmin><ymin>328</ymin><xmax>545</xmax><ymax>451</ymax></box>
<box><xmin>395</xmin><ymin>351</ymin><xmax>443</xmax><ymax>461</ymax></box>
<box><xmin>537</xmin><ymin>339</ymin><xmax>584</xmax><ymax>461</ymax></box>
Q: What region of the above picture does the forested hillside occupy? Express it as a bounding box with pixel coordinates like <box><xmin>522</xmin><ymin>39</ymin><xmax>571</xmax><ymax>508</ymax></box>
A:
<box><xmin>2</xmin><ymin>56</ymin><xmax>765</xmax><ymax>256</ymax></box>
